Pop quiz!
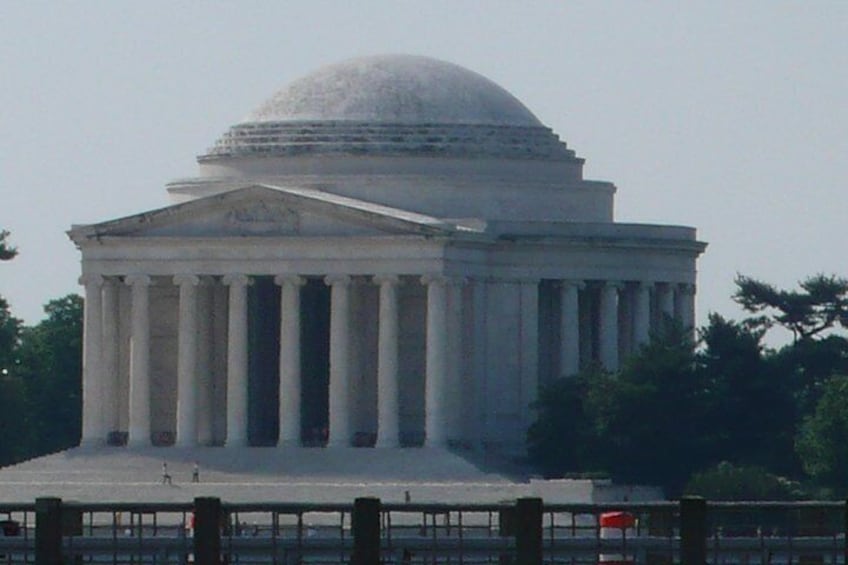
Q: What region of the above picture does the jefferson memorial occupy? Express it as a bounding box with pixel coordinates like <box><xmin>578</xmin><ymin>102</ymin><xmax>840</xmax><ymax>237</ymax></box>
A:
<box><xmin>68</xmin><ymin>55</ymin><xmax>706</xmax><ymax>456</ymax></box>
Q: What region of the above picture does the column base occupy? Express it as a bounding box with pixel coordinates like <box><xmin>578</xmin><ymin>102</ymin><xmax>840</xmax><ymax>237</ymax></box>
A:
<box><xmin>126</xmin><ymin>430</ymin><xmax>150</xmax><ymax>448</ymax></box>
<box><xmin>374</xmin><ymin>438</ymin><xmax>400</xmax><ymax>449</ymax></box>
<box><xmin>424</xmin><ymin>438</ymin><xmax>448</xmax><ymax>448</ymax></box>
<box><xmin>126</xmin><ymin>440</ymin><xmax>151</xmax><ymax>449</ymax></box>
<box><xmin>78</xmin><ymin>437</ymin><xmax>105</xmax><ymax>448</ymax></box>
<box><xmin>224</xmin><ymin>439</ymin><xmax>248</xmax><ymax>448</ymax></box>
<box><xmin>325</xmin><ymin>440</ymin><xmax>350</xmax><ymax>448</ymax></box>
<box><xmin>277</xmin><ymin>439</ymin><xmax>301</xmax><ymax>448</ymax></box>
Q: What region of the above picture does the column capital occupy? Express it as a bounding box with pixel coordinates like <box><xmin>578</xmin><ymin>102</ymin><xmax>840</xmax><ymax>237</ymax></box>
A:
<box><xmin>558</xmin><ymin>279</ymin><xmax>585</xmax><ymax>290</ymax></box>
<box><xmin>173</xmin><ymin>274</ymin><xmax>200</xmax><ymax>287</ymax></box>
<box><xmin>196</xmin><ymin>275</ymin><xmax>217</xmax><ymax>286</ymax></box>
<box><xmin>602</xmin><ymin>280</ymin><xmax>625</xmax><ymax>290</ymax></box>
<box><xmin>324</xmin><ymin>274</ymin><xmax>351</xmax><ymax>287</ymax></box>
<box><xmin>678</xmin><ymin>283</ymin><xmax>697</xmax><ymax>295</ymax></box>
<box><xmin>635</xmin><ymin>280</ymin><xmax>654</xmax><ymax>291</ymax></box>
<box><xmin>78</xmin><ymin>273</ymin><xmax>104</xmax><ymax>287</ymax></box>
<box><xmin>274</xmin><ymin>274</ymin><xmax>306</xmax><ymax>287</ymax></box>
<box><xmin>222</xmin><ymin>273</ymin><xmax>250</xmax><ymax>287</ymax></box>
<box><xmin>372</xmin><ymin>274</ymin><xmax>400</xmax><ymax>287</ymax></box>
<box><xmin>420</xmin><ymin>274</ymin><xmax>448</xmax><ymax>286</ymax></box>
<box><xmin>446</xmin><ymin>276</ymin><xmax>469</xmax><ymax>287</ymax></box>
<box><xmin>125</xmin><ymin>274</ymin><xmax>151</xmax><ymax>287</ymax></box>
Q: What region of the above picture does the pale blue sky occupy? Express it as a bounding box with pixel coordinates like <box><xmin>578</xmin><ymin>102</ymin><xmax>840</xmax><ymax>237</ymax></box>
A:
<box><xmin>1</xmin><ymin>1</ymin><xmax>846</xmax><ymax>345</ymax></box>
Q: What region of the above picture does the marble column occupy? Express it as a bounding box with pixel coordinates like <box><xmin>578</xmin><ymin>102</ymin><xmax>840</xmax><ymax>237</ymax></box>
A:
<box><xmin>423</xmin><ymin>275</ymin><xmax>449</xmax><ymax>447</ymax></box>
<box><xmin>100</xmin><ymin>278</ymin><xmax>120</xmax><ymax>439</ymax></box>
<box><xmin>559</xmin><ymin>280</ymin><xmax>582</xmax><ymax>377</ymax></box>
<box><xmin>633</xmin><ymin>282</ymin><xmax>652</xmax><ymax>348</ymax></box>
<box><xmin>325</xmin><ymin>275</ymin><xmax>352</xmax><ymax>447</ymax></box>
<box><xmin>276</xmin><ymin>275</ymin><xmax>304</xmax><ymax>447</ymax></box>
<box><xmin>80</xmin><ymin>274</ymin><xmax>104</xmax><ymax>446</ymax></box>
<box><xmin>470</xmin><ymin>279</ymin><xmax>488</xmax><ymax>451</ymax></box>
<box><xmin>195</xmin><ymin>278</ymin><xmax>214</xmax><ymax>446</ymax></box>
<box><xmin>599</xmin><ymin>281</ymin><xmax>621</xmax><ymax>371</ymax></box>
<box><xmin>446</xmin><ymin>279</ymin><xmax>466</xmax><ymax>443</ymax></box>
<box><xmin>678</xmin><ymin>283</ymin><xmax>697</xmax><ymax>332</ymax></box>
<box><xmin>223</xmin><ymin>274</ymin><xmax>250</xmax><ymax>447</ymax></box>
<box><xmin>374</xmin><ymin>275</ymin><xmax>400</xmax><ymax>448</ymax></box>
<box><xmin>519</xmin><ymin>278</ymin><xmax>540</xmax><ymax>433</ymax></box>
<box><xmin>175</xmin><ymin>274</ymin><xmax>199</xmax><ymax>447</ymax></box>
<box><xmin>658</xmin><ymin>283</ymin><xmax>675</xmax><ymax>322</ymax></box>
<box><xmin>126</xmin><ymin>274</ymin><xmax>151</xmax><ymax>447</ymax></box>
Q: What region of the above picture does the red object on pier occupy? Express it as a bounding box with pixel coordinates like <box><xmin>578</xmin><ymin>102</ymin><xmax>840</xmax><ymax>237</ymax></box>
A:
<box><xmin>599</xmin><ymin>511</ymin><xmax>636</xmax><ymax>565</ymax></box>
<box><xmin>600</xmin><ymin>511</ymin><xmax>636</xmax><ymax>530</ymax></box>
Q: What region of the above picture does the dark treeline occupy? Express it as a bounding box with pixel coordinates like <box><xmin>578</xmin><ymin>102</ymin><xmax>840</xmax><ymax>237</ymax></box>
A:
<box><xmin>528</xmin><ymin>274</ymin><xmax>848</xmax><ymax>499</ymax></box>
<box><xmin>0</xmin><ymin>231</ymin><xmax>82</xmax><ymax>466</ymax></box>
<box><xmin>0</xmin><ymin>295</ymin><xmax>82</xmax><ymax>466</ymax></box>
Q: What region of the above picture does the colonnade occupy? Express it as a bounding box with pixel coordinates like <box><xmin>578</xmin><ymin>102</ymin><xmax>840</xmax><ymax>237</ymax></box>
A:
<box><xmin>78</xmin><ymin>274</ymin><xmax>695</xmax><ymax>449</ymax></box>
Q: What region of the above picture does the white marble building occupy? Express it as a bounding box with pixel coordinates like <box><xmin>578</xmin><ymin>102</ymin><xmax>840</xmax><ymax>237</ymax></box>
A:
<box><xmin>68</xmin><ymin>55</ymin><xmax>706</xmax><ymax>455</ymax></box>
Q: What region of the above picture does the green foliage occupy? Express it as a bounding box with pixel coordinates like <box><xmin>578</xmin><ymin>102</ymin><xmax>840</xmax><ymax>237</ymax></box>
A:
<box><xmin>795</xmin><ymin>375</ymin><xmax>848</xmax><ymax>486</ymax></box>
<box><xmin>525</xmin><ymin>307</ymin><xmax>848</xmax><ymax>494</ymax></box>
<box><xmin>770</xmin><ymin>336</ymin><xmax>848</xmax><ymax>420</ymax></box>
<box><xmin>17</xmin><ymin>295</ymin><xmax>83</xmax><ymax>455</ymax></box>
<box><xmin>684</xmin><ymin>462</ymin><xmax>806</xmax><ymax>501</ymax></box>
<box><xmin>0</xmin><ymin>293</ymin><xmax>83</xmax><ymax>467</ymax></box>
<box><xmin>699</xmin><ymin>314</ymin><xmax>800</xmax><ymax>475</ymax></box>
<box><xmin>595</xmin><ymin>322</ymin><xmax>708</xmax><ymax>493</ymax></box>
<box><xmin>527</xmin><ymin>366</ymin><xmax>605</xmax><ymax>477</ymax></box>
<box><xmin>0</xmin><ymin>296</ymin><xmax>22</xmax><ymax>373</ymax></box>
<box><xmin>0</xmin><ymin>372</ymin><xmax>32</xmax><ymax>465</ymax></box>
<box><xmin>0</xmin><ymin>295</ymin><xmax>28</xmax><ymax>467</ymax></box>
<box><xmin>0</xmin><ymin>230</ymin><xmax>16</xmax><ymax>261</ymax></box>
<box><xmin>734</xmin><ymin>273</ymin><xmax>848</xmax><ymax>341</ymax></box>
<box><xmin>528</xmin><ymin>322</ymin><xmax>709</xmax><ymax>494</ymax></box>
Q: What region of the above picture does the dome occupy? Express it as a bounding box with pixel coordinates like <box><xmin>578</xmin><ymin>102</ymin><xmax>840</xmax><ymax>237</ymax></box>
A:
<box><xmin>246</xmin><ymin>54</ymin><xmax>543</xmax><ymax>127</ymax></box>
<box><xmin>201</xmin><ymin>55</ymin><xmax>577</xmax><ymax>162</ymax></box>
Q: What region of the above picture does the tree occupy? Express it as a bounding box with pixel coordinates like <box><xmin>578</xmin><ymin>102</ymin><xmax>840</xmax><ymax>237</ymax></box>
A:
<box><xmin>17</xmin><ymin>295</ymin><xmax>83</xmax><ymax>455</ymax></box>
<box><xmin>527</xmin><ymin>367</ymin><xmax>605</xmax><ymax>477</ymax></box>
<box><xmin>527</xmin><ymin>322</ymin><xmax>708</xmax><ymax>494</ymax></box>
<box><xmin>795</xmin><ymin>375</ymin><xmax>848</xmax><ymax>487</ymax></box>
<box><xmin>684</xmin><ymin>462</ymin><xmax>806</xmax><ymax>501</ymax></box>
<box><xmin>0</xmin><ymin>296</ymin><xmax>27</xmax><ymax>467</ymax></box>
<box><xmin>0</xmin><ymin>297</ymin><xmax>21</xmax><ymax>373</ymax></box>
<box><xmin>734</xmin><ymin>274</ymin><xmax>848</xmax><ymax>341</ymax></box>
<box><xmin>593</xmin><ymin>322</ymin><xmax>709</xmax><ymax>493</ymax></box>
<box><xmin>0</xmin><ymin>230</ymin><xmax>21</xmax><ymax>371</ymax></box>
<box><xmin>698</xmin><ymin>314</ymin><xmax>799</xmax><ymax>475</ymax></box>
<box><xmin>735</xmin><ymin>274</ymin><xmax>848</xmax><ymax>427</ymax></box>
<box><xmin>0</xmin><ymin>230</ymin><xmax>16</xmax><ymax>261</ymax></box>
<box><xmin>0</xmin><ymin>369</ymin><xmax>31</xmax><ymax>465</ymax></box>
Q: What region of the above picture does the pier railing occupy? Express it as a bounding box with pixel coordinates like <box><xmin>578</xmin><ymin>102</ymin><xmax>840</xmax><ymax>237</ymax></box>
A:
<box><xmin>1</xmin><ymin>496</ymin><xmax>847</xmax><ymax>563</ymax></box>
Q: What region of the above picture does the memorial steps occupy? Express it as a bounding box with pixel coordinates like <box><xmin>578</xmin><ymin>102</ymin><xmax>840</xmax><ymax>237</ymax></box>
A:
<box><xmin>0</xmin><ymin>446</ymin><xmax>614</xmax><ymax>504</ymax></box>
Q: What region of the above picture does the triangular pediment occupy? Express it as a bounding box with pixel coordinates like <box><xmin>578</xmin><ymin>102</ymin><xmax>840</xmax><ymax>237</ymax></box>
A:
<box><xmin>69</xmin><ymin>185</ymin><xmax>465</xmax><ymax>241</ymax></box>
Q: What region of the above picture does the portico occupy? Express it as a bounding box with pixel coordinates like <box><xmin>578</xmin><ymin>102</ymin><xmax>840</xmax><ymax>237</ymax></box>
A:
<box><xmin>69</xmin><ymin>55</ymin><xmax>706</xmax><ymax>456</ymax></box>
<box><xmin>76</xmin><ymin>242</ymin><xmax>699</xmax><ymax>450</ymax></box>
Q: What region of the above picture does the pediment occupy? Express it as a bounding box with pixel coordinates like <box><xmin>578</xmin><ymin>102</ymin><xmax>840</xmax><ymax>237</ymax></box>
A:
<box><xmin>141</xmin><ymin>199</ymin><xmax>380</xmax><ymax>237</ymax></box>
<box><xmin>70</xmin><ymin>185</ymin><xmax>461</xmax><ymax>241</ymax></box>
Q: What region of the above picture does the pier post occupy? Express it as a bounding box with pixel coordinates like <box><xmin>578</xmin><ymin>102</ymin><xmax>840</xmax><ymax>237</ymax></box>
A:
<box><xmin>352</xmin><ymin>497</ymin><xmax>381</xmax><ymax>565</ymax></box>
<box><xmin>194</xmin><ymin>497</ymin><xmax>222</xmax><ymax>565</ymax></box>
<box><xmin>515</xmin><ymin>497</ymin><xmax>543</xmax><ymax>564</ymax></box>
<box><xmin>680</xmin><ymin>496</ymin><xmax>707</xmax><ymax>565</ymax></box>
<box><xmin>35</xmin><ymin>497</ymin><xmax>62</xmax><ymax>565</ymax></box>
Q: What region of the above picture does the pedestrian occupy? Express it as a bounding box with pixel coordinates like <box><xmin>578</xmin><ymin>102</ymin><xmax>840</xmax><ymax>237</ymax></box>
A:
<box><xmin>162</xmin><ymin>461</ymin><xmax>172</xmax><ymax>485</ymax></box>
<box><xmin>192</xmin><ymin>461</ymin><xmax>200</xmax><ymax>483</ymax></box>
